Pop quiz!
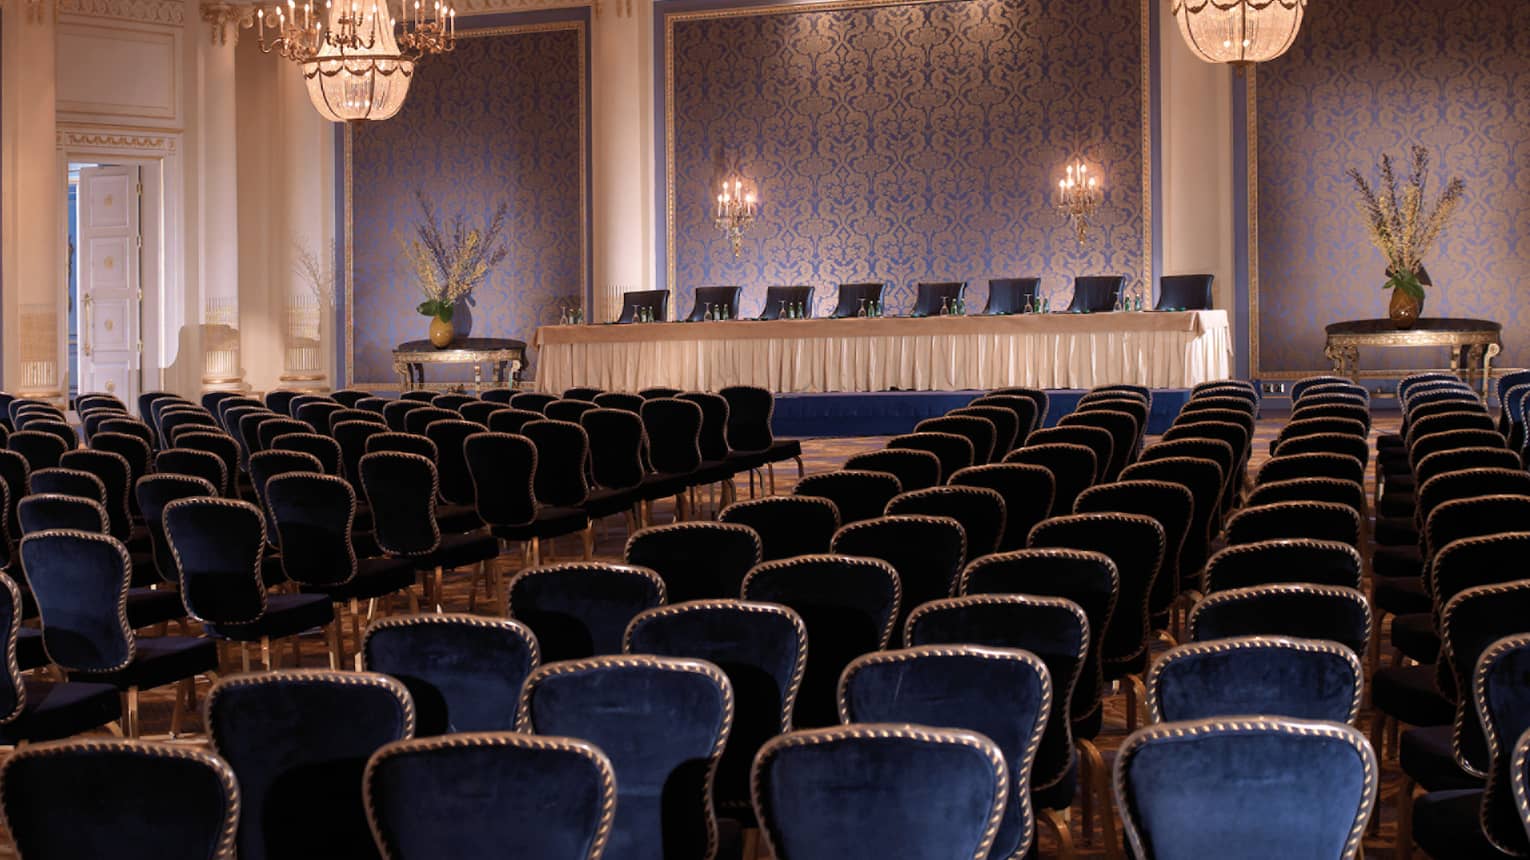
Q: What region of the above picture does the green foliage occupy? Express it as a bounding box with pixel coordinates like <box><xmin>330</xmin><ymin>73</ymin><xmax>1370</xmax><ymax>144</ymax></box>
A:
<box><xmin>416</xmin><ymin>299</ymin><xmax>454</xmax><ymax>322</ymax></box>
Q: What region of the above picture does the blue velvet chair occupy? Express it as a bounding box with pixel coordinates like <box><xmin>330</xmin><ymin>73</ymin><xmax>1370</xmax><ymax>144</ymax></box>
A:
<box><xmin>1075</xmin><ymin>480</ymin><xmax>1194</xmax><ymax>622</ymax></box>
<box><xmin>161</xmin><ymin>411</ymin><xmax>219</xmax><ymax>447</ymax></box>
<box><xmin>19</xmin><ymin>530</ymin><xmax>217</xmax><ymax>737</ymax></box>
<box><xmin>485</xmin><ymin>408</ymin><xmax>544</xmax><ymax>435</ymax></box>
<box><xmin>456</xmin><ymin>401</ymin><xmax>503</xmax><ymax>428</ymax></box>
<box><xmin>718</xmin><ymin>496</ymin><xmax>839</xmax><ymax>562</ymax></box>
<box><xmin>28</xmin><ymin>467</ymin><xmax>106</xmax><ymax>509</ymax></box>
<box><xmin>174</xmin><ymin>431</ymin><xmax>241</xmax><ymax>497</ymax></box>
<box><xmin>1065</xmin><ymin>275</ymin><xmax>1124</xmax><ymax>313</ymax></box>
<box><xmin>380</xmin><ymin>400</ymin><xmax>425</xmax><ymax>432</ymax></box>
<box><xmin>885</xmin><ymin>486</ymin><xmax>1006</xmax><ymax>560</ymax></box>
<box><xmin>756</xmin><ymin>285</ymin><xmax>813</xmax><ymax>320</ymax></box>
<box><xmin>401</xmin><ymin>406</ymin><xmax>458</xmax><ymax>437</ymax></box>
<box><xmin>626</xmin><ymin>599</ymin><xmax>807</xmax><ymax>824</ymax></box>
<box><xmin>901</xmin><ymin>598</ymin><xmax>1088</xmax><ymax>856</ymax></box>
<box><xmin>1</xmin><ymin>737</ymin><xmax>239</xmax><ymax>859</ymax></box>
<box><xmin>685</xmin><ymin>286</ymin><xmax>743</xmax><ymax>321</ymax></box>
<box><xmin>364</xmin><ymin>430</ymin><xmax>437</xmax><ymax>462</ymax></box>
<box><xmin>163</xmin><ymin>497</ymin><xmax>336</xmax><ymax>670</ymax></box>
<box><xmin>718</xmin><ymin>385</ymin><xmax>804</xmax><ymax>492</ymax></box>
<box><xmin>1148</xmin><ymin>636</ymin><xmax>1362</xmax><ymax>725</ymax></box>
<box><xmin>253</xmin><ymin>417</ymin><xmax>310</xmax><ymax>453</ymax></box>
<box><xmin>0</xmin><ymin>572</ymin><xmax>121</xmax><ymax>743</ymax></box>
<box><xmin>1156</xmin><ymin>274</ymin><xmax>1214</xmax><ymax>310</ymax></box>
<box><xmin>364</xmin><ymin>732</ymin><xmax>616</xmax><ymax>860</ymax></box>
<box><xmin>268</xmin><ymin>432</ymin><xmax>342</xmax><ymax>476</ymax></box>
<box><xmin>830</xmin><ymin>282</ymin><xmax>885</xmax><ymax>318</ymax></box>
<box><xmin>972</xmin><ymin>395</ymin><xmax>1041</xmax><ymax>445</ymax></box>
<box><xmin>909</xmin><ymin>420</ymin><xmax>989</xmax><ymax>470</ymax></box>
<box><xmin>949</xmin><ymin>406</ymin><xmax>1020</xmax><ymax>460</ymax></box>
<box><xmin>286</xmin><ymin>393</ymin><xmax>334</xmax><ymax>419</ymax></box>
<box><xmin>507</xmin><ymin>561</ymin><xmax>665</xmax><ymax>662</ymax></box>
<box><xmin>1118</xmin><ymin>457</ymin><xmax>1224</xmax><ymax>583</ymax></box>
<box><xmin>207</xmin><ymin>670</ymin><xmax>413</xmax><ymax>860</ymax></box>
<box><xmin>1225</xmin><ymin>500</ymin><xmax>1362</xmax><ymax>550</ymax></box>
<box><xmin>546</xmin><ymin>399</ymin><xmax>599</xmax><ymax>424</ymax></box>
<box><xmin>523</xmin><ymin>418</ymin><xmax>638</xmax><ymax>538</ymax></box>
<box><xmin>753</xmin><ymin>724</ymin><xmax>1008</xmax><ymax>860</ymax></box>
<box><xmin>1115</xmin><ymin>717</ymin><xmax>1377</xmax><ymax>860</ymax></box>
<box><xmin>421</xmin><ymin>419</ymin><xmax>482</xmax><ymax>508</ymax></box>
<box><xmin>742</xmin><ymin>554</ymin><xmax>899</xmax><ymax>729</ymax></box>
<box><xmin>135</xmin><ymin>474</ymin><xmax>218</xmax><ymax>584</ymax></box>
<box><xmin>831</xmin><ymin>514</ymin><xmax>967</xmax><ymax>634</ymax></box>
<box><xmin>1059</xmin><ymin>410</ymin><xmax>1140</xmax><ymax>480</ymax></box>
<box><xmin>1003</xmin><ymin>442</ymin><xmax>1098</xmax><ymax>517</ymax></box>
<box><xmin>615</xmin><ymin>289</ymin><xmax>671</xmax><ymax>323</ymax></box>
<box><xmin>359</xmin><ymin>451</ymin><xmax>499</xmax><ymax>611</ymax></box>
<box><xmin>1138</xmin><ymin>438</ymin><xmax>1238</xmax><ymax>523</ymax></box>
<box><xmin>155</xmin><ymin>449</ymin><xmax>229</xmax><ymax>503</ymax></box>
<box><xmin>1202</xmin><ymin>538</ymin><xmax>1363</xmax><ymax>594</ymax></box>
<box><xmin>984</xmin><ymin>277</ymin><xmax>1040</xmax><ymax>315</ymax></box>
<box><xmin>18</xmin><ymin>493</ymin><xmax>108</xmax><ymax>536</ymax></box>
<box><xmin>247</xmin><ymin>448</ymin><xmax>323</xmax><ymax>539</ymax></box>
<box><xmin>518</xmin><ymin>655</ymin><xmax>732</xmax><ymax>860</ymax></box>
<box><xmin>327</xmin><ymin>409</ymin><xmax>386</xmax><ymax>435</ymax></box>
<box><xmin>362</xmin><ymin>613</ymin><xmax>539</xmax><ymax>736</ymax></box>
<box><xmin>843</xmin><ymin>448</ymin><xmax>942</xmax><ymax>494</ymax></box>
<box><xmin>57</xmin><ymin>449</ymin><xmax>133</xmax><ymax>543</ymax></box>
<box><xmin>463</xmin><ymin>432</ymin><xmax>590</xmax><ymax>572</ymax></box>
<box><xmin>793</xmin><ymin>470</ymin><xmax>902</xmax><ymax>526</ymax></box>
<box><xmin>295</xmin><ymin>401</ymin><xmax>345</xmax><ymax>435</ymax></box>
<box><xmin>1028</xmin><ymin>426</ymin><xmax>1114</xmax><ymax>483</ymax></box>
<box><xmin>911</xmin><ymin>281</ymin><xmax>967</xmax><ymax>317</ymax></box>
<box><xmin>25</xmin><ymin>421</ymin><xmax>79</xmax><ymax>456</ymax></box>
<box><xmin>595</xmin><ymin>391</ymin><xmax>645</xmax><ymax>412</ymax></box>
<box><xmin>1189</xmin><ymin>583</ymin><xmax>1371</xmax><ymax>661</ymax></box>
<box><xmin>7</xmin><ymin>430</ymin><xmax>68</xmax><ymax>472</ymax></box>
<box><xmin>624</xmin><ymin>522</ymin><xmax>762</xmax><ymax>604</ymax></box>
<box><xmin>263</xmin><ymin>389</ymin><xmax>299</xmax><ymax>416</ymax></box>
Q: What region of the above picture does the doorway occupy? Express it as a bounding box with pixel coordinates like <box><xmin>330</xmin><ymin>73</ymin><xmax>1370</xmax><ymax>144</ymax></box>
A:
<box><xmin>69</xmin><ymin>162</ymin><xmax>149</xmax><ymax>408</ymax></box>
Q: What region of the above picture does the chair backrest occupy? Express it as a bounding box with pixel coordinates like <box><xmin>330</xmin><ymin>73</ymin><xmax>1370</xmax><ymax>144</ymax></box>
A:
<box><xmin>399</xmin><ymin>391</ymin><xmax>438</xmax><ymax>403</ymax></box>
<box><xmin>970</xmin><ymin>395</ymin><xmax>1040</xmax><ymax>444</ymax></box>
<box><xmin>1255</xmin><ymin>453</ymin><xmax>1365</xmax><ymax>488</ymax></box>
<box><xmin>163</xmin><ymin>497</ymin><xmax>270</xmax><ymax>626</ymax></box>
<box><xmin>1028</xmin><ymin>512</ymin><xmax>1164</xmax><ymax>674</ymax></box>
<box><xmin>641</xmin><ymin>398</ymin><xmax>704</xmax><ymax>475</ymax></box>
<box><xmin>990</xmin><ymin>387</ymin><xmax>1050</xmax><ymax>430</ymax></box>
<box><xmin>333</xmin><ymin>421</ymin><xmax>387</xmax><ymax>491</ymax></box>
<box><xmin>545</xmin><ymin>399</ymin><xmax>598</xmax><ymax>424</ymax></box>
<box><xmin>1473</xmin><ymin>634</ymin><xmax>1530</xmax><ymax>855</ymax></box>
<box><xmin>886</xmin><ymin>432</ymin><xmax>974</xmax><ymax>482</ymax></box>
<box><xmin>840</xmin><ymin>643</ymin><xmax>1049</xmax><ymax>860</ymax></box>
<box><xmin>1290</xmin><ymin>375</ymin><xmax>1356</xmax><ymax>401</ymax></box>
<box><xmin>885</xmin><ymin>485</ymin><xmax>1006</xmax><ymax>560</ymax></box>
<box><xmin>759</xmin><ymin>285</ymin><xmax>814</xmax><ymax>320</ymax></box>
<box><xmin>1202</xmin><ymin>538</ymin><xmax>1363</xmax><ymax>593</ymax></box>
<box><xmin>264</xmin><ymin>390</ymin><xmax>300</xmax><ymax>415</ymax></box>
<box><xmin>429</xmin><ymin>393</ymin><xmax>475</xmax><ymax>412</ymax></box>
<box><xmin>154</xmin><ymin>449</ymin><xmax>229</xmax><ymax>503</ymax></box>
<box><xmin>1075</xmin><ymin>480</ymin><xmax>1194</xmax><ymax>615</ymax></box>
<box><xmin>743</xmin><ymin>554</ymin><xmax>901</xmax><ymax>728</ymax></box>
<box><xmin>912</xmin><ymin>281</ymin><xmax>967</xmax><ymax>316</ymax></box>
<box><xmin>1406</xmin><ymin>409</ymin><xmax>1498</xmax><ymax>448</ymax></box>
<box><xmin>832</xmin><ymin>515</ymin><xmax>967</xmax><ymax>635</ymax></box>
<box><xmin>719</xmin><ymin>495</ymin><xmax>840</xmax><ymax>561</ymax></box>
<box><xmin>402</xmin><ymin>406</ymin><xmax>459</xmax><ymax>437</ymax></box>
<box><xmin>1156</xmin><ymin>273</ymin><xmax>1213</xmax><ymax>310</ymax></box>
<box><xmin>1417</xmin><ymin>469</ymin><xmax>1530</xmax><ymax>532</ymax></box>
<box><xmin>1415</xmin><ymin>446</ymin><xmax>1523</xmax><ymax>489</ymax></box>
<box><xmin>1430</xmin><ymin>533</ymin><xmax>1530</xmax><ymax>639</ymax></box>
<box><xmin>265</xmin><ymin>473</ymin><xmax>358</xmax><ymax>589</ymax></box>
<box><xmin>948</xmin><ymin>463</ymin><xmax>1054</xmax><ymax>553</ymax></box>
<box><xmin>330</xmin><ymin>389</ymin><xmax>372</xmax><ymax>408</ymax></box>
<box><xmin>29</xmin><ymin>467</ymin><xmax>106</xmax><ymax>507</ymax></box>
<box><xmin>363</xmin><ymin>733</ymin><xmax>615</xmax><ymax>860</ymax></box>
<box><xmin>1439</xmin><ymin>580</ymin><xmax>1530</xmax><ymax>780</ymax></box>
<box><xmin>19</xmin><ymin>530</ymin><xmax>134</xmax><ymax>672</ymax></box>
<box><xmin>1114</xmin><ymin>717</ymin><xmax>1376</xmax><ymax>860</ymax></box>
<box><xmin>615</xmin><ymin>289</ymin><xmax>670</xmax><ymax>323</ymax></box>
<box><xmin>1118</xmin><ymin>455</ymin><xmax>1224</xmax><ymax>581</ymax></box>
<box><xmin>175</xmin><ymin>431</ymin><xmax>240</xmax><ymax>496</ymax></box>
<box><xmin>625</xmin><ymin>522</ymin><xmax>763</xmax><ymax>603</ymax></box>
<box><xmin>517</xmin><ymin>656</ymin><xmax>731</xmax><ymax>860</ymax></box>
<box><xmin>1027</xmin><ymin>425</ymin><xmax>1113</xmax><ymax>483</ymax></box>
<box><xmin>57</xmin><ymin>449</ymin><xmax>132</xmax><ymax>541</ymax></box>
<box><xmin>247</xmin><ymin>449</ymin><xmax>323</xmax><ymax>537</ymax></box>
<box><xmin>363</xmin><ymin>613</ymin><xmax>540</xmax><ymax>736</ymax></box>
<box><xmin>1189</xmin><ymin>583</ymin><xmax>1371</xmax><ymax>658</ymax></box>
<box><xmin>365</xmin><ymin>431</ymin><xmax>437</xmax><ymax>461</ymax></box>
<box><xmin>1291</xmin><ymin>401</ymin><xmax>1371</xmax><ymax>430</ymax></box>
<box><xmin>1245</xmin><ymin>477</ymin><xmax>1365</xmax><ymax>520</ymax></box>
<box><xmin>1</xmin><ymin>738</ymin><xmax>240</xmax><ymax>860</ymax></box>
<box><xmin>678</xmin><ymin>392</ymin><xmax>733</xmax><ymax>461</ymax></box>
<box><xmin>842</xmin><ymin>448</ymin><xmax>942</xmax><ymax>493</ymax></box>
<box><xmin>507</xmin><ymin>562</ymin><xmax>666</xmax><ymax>662</ymax></box>
<box><xmin>268</xmin><ymin>432</ymin><xmax>341</xmax><ymax>476</ymax></box>
<box><xmin>286</xmin><ymin>394</ymin><xmax>335</xmax><ymax>418</ymax></box>
<box><xmin>753</xmin><ymin>725</ymin><xmax>1009</xmax><ymax>860</ymax></box>
<box><xmin>521</xmin><ymin>420</ymin><xmax>591</xmax><ymax>508</ymax></box>
<box><xmin>915</xmin><ymin>416</ymin><xmax>995</xmax><ymax>465</ymax></box>
<box><xmin>423</xmin><ymin>419</ymin><xmax>483</xmax><ymax>506</ymax></box>
<box><xmin>686</xmin><ymin>285</ymin><xmax>743</xmax><ymax>321</ymax></box>
<box><xmin>1002</xmin><ymin>443</ymin><xmax>1097</xmax><ymax>516</ymax></box>
<box><xmin>581</xmin><ymin>408</ymin><xmax>647</xmax><ymax>492</ymax></box>
<box><xmin>626</xmin><ymin>599</ymin><xmax>807</xmax><ymax>816</ymax></box>
<box><xmin>359</xmin><ymin>452</ymin><xmax>441</xmax><ymax>557</ymax></box>
<box><xmin>1147</xmin><ymin>636</ymin><xmax>1362</xmax><ymax>724</ymax></box>
<box><xmin>984</xmin><ymin>277</ymin><xmax>1040</xmax><ymax>315</ymax></box>
<box><xmin>135</xmin><ymin>474</ymin><xmax>218</xmax><ymax>585</ymax></box>
<box><xmin>0</xmin><ymin>449</ymin><xmax>25</xmax><ymax>550</ymax></box>
<box><xmin>463</xmin><ymin>432</ymin><xmax>538</xmax><ymax>529</ymax></box>
<box><xmin>294</xmin><ymin>401</ymin><xmax>345</xmax><ymax>435</ymax></box>
<box><xmin>1066</xmin><ymin>275</ymin><xmax>1124</xmax><ymax>312</ymax></box>
<box><xmin>7</xmin><ymin>430</ymin><xmax>67</xmax><ymax>471</ymax></box>
<box><xmin>793</xmin><ymin>469</ymin><xmax>902</xmax><ymax>525</ymax></box>
<box><xmin>1272</xmin><ymin>432</ymin><xmax>1371</xmax><ymax>468</ymax></box>
<box><xmin>206</xmin><ymin>670</ymin><xmax>415</xmax><ymax>860</ymax></box>
<box><xmin>355</xmin><ymin>397</ymin><xmax>390</xmax><ymax>414</ymax></box>
<box><xmin>382</xmin><ymin>399</ymin><xmax>427</xmax><ymax>432</ymax></box>
<box><xmin>1226</xmin><ymin>500</ymin><xmax>1360</xmax><ymax>548</ymax></box>
<box><xmin>831</xmin><ymin>282</ymin><xmax>885</xmax><ymax>318</ymax></box>
<box><xmin>1424</xmin><ymin>496</ymin><xmax>1530</xmax><ymax>561</ymax></box>
<box><xmin>594</xmin><ymin>391</ymin><xmax>647</xmax><ymax>413</ymax></box>
<box><xmin>18</xmin><ymin>493</ymin><xmax>108</xmax><ymax>536</ymax></box>
<box><xmin>486</xmin><ymin>407</ymin><xmax>545</xmax><ymax>435</ymax></box>
<box><xmin>256</xmin><ymin>418</ymin><xmax>310</xmax><ymax>452</ymax></box>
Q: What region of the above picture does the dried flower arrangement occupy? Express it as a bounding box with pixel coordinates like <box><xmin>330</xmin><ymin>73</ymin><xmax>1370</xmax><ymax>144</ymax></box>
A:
<box><xmin>1347</xmin><ymin>145</ymin><xmax>1465</xmax><ymax>302</ymax></box>
<box><xmin>400</xmin><ymin>190</ymin><xmax>510</xmax><ymax>323</ymax></box>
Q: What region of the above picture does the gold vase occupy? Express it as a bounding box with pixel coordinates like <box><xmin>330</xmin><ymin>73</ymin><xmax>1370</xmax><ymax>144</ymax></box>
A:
<box><xmin>428</xmin><ymin>316</ymin><xmax>455</xmax><ymax>349</ymax></box>
<box><xmin>1384</xmin><ymin>264</ymin><xmax>1430</xmax><ymax>330</ymax></box>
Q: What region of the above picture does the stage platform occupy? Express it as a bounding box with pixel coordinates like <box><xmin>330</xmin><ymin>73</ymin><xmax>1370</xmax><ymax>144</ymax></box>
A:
<box><xmin>771</xmin><ymin>389</ymin><xmax>1195</xmax><ymax>438</ymax></box>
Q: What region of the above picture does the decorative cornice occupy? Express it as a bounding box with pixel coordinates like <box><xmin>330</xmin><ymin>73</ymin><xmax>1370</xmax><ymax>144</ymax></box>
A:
<box><xmin>56</xmin><ymin>0</ymin><xmax>184</xmax><ymax>25</ymax></box>
<box><xmin>454</xmin><ymin>0</ymin><xmax>592</xmax><ymax>16</ymax></box>
<box><xmin>200</xmin><ymin>1</ymin><xmax>256</xmax><ymax>44</ymax></box>
<box><xmin>57</xmin><ymin>128</ymin><xmax>178</xmax><ymax>153</ymax></box>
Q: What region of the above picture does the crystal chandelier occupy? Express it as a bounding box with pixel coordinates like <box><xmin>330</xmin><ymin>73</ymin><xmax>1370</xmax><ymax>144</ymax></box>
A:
<box><xmin>257</xmin><ymin>0</ymin><xmax>457</xmax><ymax>123</ymax></box>
<box><xmin>1171</xmin><ymin>0</ymin><xmax>1307</xmax><ymax>71</ymax></box>
<box><xmin>1056</xmin><ymin>160</ymin><xmax>1101</xmax><ymax>246</ymax></box>
<box><xmin>713</xmin><ymin>177</ymin><xmax>756</xmax><ymax>258</ymax></box>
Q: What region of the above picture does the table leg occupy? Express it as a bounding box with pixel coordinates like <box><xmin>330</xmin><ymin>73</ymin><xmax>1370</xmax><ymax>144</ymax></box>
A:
<box><xmin>393</xmin><ymin>358</ymin><xmax>410</xmax><ymax>392</ymax></box>
<box><xmin>474</xmin><ymin>363</ymin><xmax>483</xmax><ymax>393</ymax></box>
<box><xmin>1466</xmin><ymin>344</ymin><xmax>1485</xmax><ymax>397</ymax></box>
<box><xmin>1483</xmin><ymin>343</ymin><xmax>1502</xmax><ymax>401</ymax></box>
<box><xmin>1449</xmin><ymin>346</ymin><xmax>1463</xmax><ymax>385</ymax></box>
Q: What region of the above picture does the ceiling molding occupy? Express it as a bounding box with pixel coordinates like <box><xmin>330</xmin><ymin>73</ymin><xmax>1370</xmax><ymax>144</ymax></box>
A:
<box><xmin>57</xmin><ymin>0</ymin><xmax>184</xmax><ymax>25</ymax></box>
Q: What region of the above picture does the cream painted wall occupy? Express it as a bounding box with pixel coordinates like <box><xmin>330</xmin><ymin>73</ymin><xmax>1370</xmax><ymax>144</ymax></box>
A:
<box><xmin>1158</xmin><ymin>0</ymin><xmax>1236</xmax><ymax>315</ymax></box>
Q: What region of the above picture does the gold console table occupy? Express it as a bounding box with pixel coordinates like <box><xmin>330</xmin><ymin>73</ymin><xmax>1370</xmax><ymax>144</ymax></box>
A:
<box><xmin>392</xmin><ymin>337</ymin><xmax>526</xmax><ymax>393</ymax></box>
<box><xmin>1324</xmin><ymin>318</ymin><xmax>1502</xmax><ymax>398</ymax></box>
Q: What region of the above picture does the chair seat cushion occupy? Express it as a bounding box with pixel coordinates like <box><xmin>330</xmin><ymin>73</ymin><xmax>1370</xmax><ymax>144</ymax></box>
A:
<box><xmin>765</xmin><ymin>439</ymin><xmax>802</xmax><ymax>463</ymax></box>
<box><xmin>436</xmin><ymin>504</ymin><xmax>484</xmax><ymax>534</ymax></box>
<box><xmin>130</xmin><ymin>551</ymin><xmax>161</xmax><ymax>588</ymax></box>
<box><xmin>1374</xmin><ymin>546</ymin><xmax>1425</xmax><ymax>582</ymax></box>
<box><xmin>0</xmin><ymin>679</ymin><xmax>121</xmax><ymax>743</ymax></box>
<box><xmin>125</xmin><ymin>588</ymin><xmax>186</xmax><ymax>629</ymax></box>
<box><xmin>1386</xmin><ymin>473</ymin><xmax>1416</xmax><ymax>492</ymax></box>
<box><xmin>694</xmin><ymin>460</ymin><xmax>738</xmax><ymax>484</ymax></box>
<box><xmin>205</xmin><ymin>593</ymin><xmax>335</xmax><ymax>643</ymax></box>
<box><xmin>69</xmin><ymin>636</ymin><xmax>219</xmax><ymax>691</ymax></box>
<box><xmin>17</xmin><ymin>628</ymin><xmax>47</xmax><ymax>671</ymax></box>
<box><xmin>1412</xmin><ymin>789</ymin><xmax>1513</xmax><ymax>859</ymax></box>
<box><xmin>727</xmin><ymin>450</ymin><xmax>770</xmax><ymax>471</ymax></box>
<box><xmin>585</xmin><ymin>487</ymin><xmax>638</xmax><ymax>520</ymax></box>
<box><xmin>1392</xmin><ymin>614</ymin><xmax>1442</xmax><ymax>664</ymax></box>
<box><xmin>1378</xmin><ymin>492</ymin><xmax>1416</xmax><ymax>518</ymax></box>
<box><xmin>351</xmin><ymin>531</ymin><xmax>384</xmax><ymax>560</ymax></box>
<box><xmin>1400</xmin><ymin>725</ymin><xmax>1483</xmax><ymax>793</ymax></box>
<box><xmin>639</xmin><ymin>472</ymin><xmax>691</xmax><ymax>501</ymax></box>
<box><xmin>1375</xmin><ymin>516</ymin><xmax>1418</xmax><ymax>547</ymax></box>
<box><xmin>1373</xmin><ymin>663</ymin><xmax>1453</xmax><ymax>728</ymax></box>
<box><xmin>1378</xmin><ymin>433</ymin><xmax>1404</xmax><ymax>450</ymax></box>
<box><xmin>1375</xmin><ymin>574</ymin><xmax>1430</xmax><ymax>617</ymax></box>
<box><xmin>304</xmin><ymin>556</ymin><xmax>418</xmax><ymax>602</ymax></box>
<box><xmin>490</xmin><ymin>507</ymin><xmax>589</xmax><ymax>542</ymax></box>
<box><xmin>416</xmin><ymin>532</ymin><xmax>500</xmax><ymax>571</ymax></box>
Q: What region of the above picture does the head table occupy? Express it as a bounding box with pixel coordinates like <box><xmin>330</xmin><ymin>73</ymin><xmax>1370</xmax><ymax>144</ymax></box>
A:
<box><xmin>533</xmin><ymin>310</ymin><xmax>1231</xmax><ymax>394</ymax></box>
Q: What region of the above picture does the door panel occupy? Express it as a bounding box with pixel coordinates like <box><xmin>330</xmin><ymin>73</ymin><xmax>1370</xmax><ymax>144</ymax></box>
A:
<box><xmin>77</xmin><ymin>166</ymin><xmax>141</xmax><ymax>405</ymax></box>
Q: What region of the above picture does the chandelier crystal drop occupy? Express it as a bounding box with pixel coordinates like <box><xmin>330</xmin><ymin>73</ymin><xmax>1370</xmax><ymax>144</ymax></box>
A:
<box><xmin>1171</xmin><ymin>0</ymin><xmax>1306</xmax><ymax>70</ymax></box>
<box><xmin>258</xmin><ymin>0</ymin><xmax>456</xmax><ymax>123</ymax></box>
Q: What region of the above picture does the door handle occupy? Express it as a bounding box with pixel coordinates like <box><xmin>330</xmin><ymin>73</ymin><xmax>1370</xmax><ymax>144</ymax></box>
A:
<box><xmin>82</xmin><ymin>294</ymin><xmax>94</xmax><ymax>357</ymax></box>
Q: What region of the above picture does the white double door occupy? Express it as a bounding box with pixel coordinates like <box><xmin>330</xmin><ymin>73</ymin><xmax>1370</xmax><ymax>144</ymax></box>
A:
<box><xmin>75</xmin><ymin>165</ymin><xmax>143</xmax><ymax>406</ymax></box>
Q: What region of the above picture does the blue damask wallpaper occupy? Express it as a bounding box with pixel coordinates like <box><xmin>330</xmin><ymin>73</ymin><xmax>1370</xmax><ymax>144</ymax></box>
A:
<box><xmin>665</xmin><ymin>0</ymin><xmax>1147</xmax><ymax>319</ymax></box>
<box><xmin>1255</xmin><ymin>0</ymin><xmax>1529</xmax><ymax>374</ymax></box>
<box><xmin>348</xmin><ymin>21</ymin><xmax>587</xmax><ymax>384</ymax></box>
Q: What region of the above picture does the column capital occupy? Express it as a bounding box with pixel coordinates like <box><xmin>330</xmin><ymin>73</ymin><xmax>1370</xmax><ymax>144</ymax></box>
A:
<box><xmin>199</xmin><ymin>1</ymin><xmax>256</xmax><ymax>45</ymax></box>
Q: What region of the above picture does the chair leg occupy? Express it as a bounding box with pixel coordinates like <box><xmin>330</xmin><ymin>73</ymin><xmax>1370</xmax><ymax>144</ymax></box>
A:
<box><xmin>582</xmin><ymin>523</ymin><xmax>596</xmax><ymax>559</ymax></box>
<box><xmin>433</xmin><ymin>567</ymin><xmax>445</xmax><ymax>612</ymax></box>
<box><xmin>290</xmin><ymin>633</ymin><xmax>302</xmax><ymax>669</ymax></box>
<box><xmin>123</xmin><ymin>687</ymin><xmax>140</xmax><ymax>738</ymax></box>
<box><xmin>168</xmin><ymin>679</ymin><xmax>189</xmax><ymax>738</ymax></box>
<box><xmin>260</xmin><ymin>636</ymin><xmax>273</xmax><ymax>671</ymax></box>
<box><xmin>1395</xmin><ymin>775</ymin><xmax>1416</xmax><ymax>857</ymax></box>
<box><xmin>1369</xmin><ymin>712</ymin><xmax>1391</xmax><ymax>763</ymax></box>
<box><xmin>240</xmin><ymin>642</ymin><xmax>251</xmax><ymax>674</ymax></box>
<box><xmin>1077</xmin><ymin>738</ymin><xmax>1102</xmax><ymax>846</ymax></box>
<box><xmin>1039</xmin><ymin>808</ymin><xmax>1076</xmax><ymax>860</ymax></box>
<box><xmin>1123</xmin><ymin>675</ymin><xmax>1147</xmax><ymax>732</ymax></box>
<box><xmin>327</xmin><ymin>620</ymin><xmax>343</xmax><ymax>671</ymax></box>
<box><xmin>767</xmin><ymin>463</ymin><xmax>776</xmax><ymax>494</ymax></box>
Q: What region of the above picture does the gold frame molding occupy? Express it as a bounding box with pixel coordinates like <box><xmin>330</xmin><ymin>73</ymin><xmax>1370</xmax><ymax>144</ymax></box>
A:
<box><xmin>343</xmin><ymin>19</ymin><xmax>589</xmax><ymax>389</ymax></box>
<box><xmin>662</xmin><ymin>0</ymin><xmax>1154</xmax><ymax>313</ymax></box>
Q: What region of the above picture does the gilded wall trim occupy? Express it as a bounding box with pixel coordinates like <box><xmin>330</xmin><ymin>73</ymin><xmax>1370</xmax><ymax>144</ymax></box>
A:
<box><xmin>1245</xmin><ymin>69</ymin><xmax>1260</xmax><ymax>379</ymax></box>
<box><xmin>57</xmin><ymin>0</ymin><xmax>183</xmax><ymax>25</ymax></box>
<box><xmin>343</xmin><ymin>18</ymin><xmax>589</xmax><ymax>389</ymax></box>
<box><xmin>57</xmin><ymin>128</ymin><xmax>177</xmax><ymax>153</ymax></box>
<box><xmin>662</xmin><ymin>0</ymin><xmax>1154</xmax><ymax>310</ymax></box>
